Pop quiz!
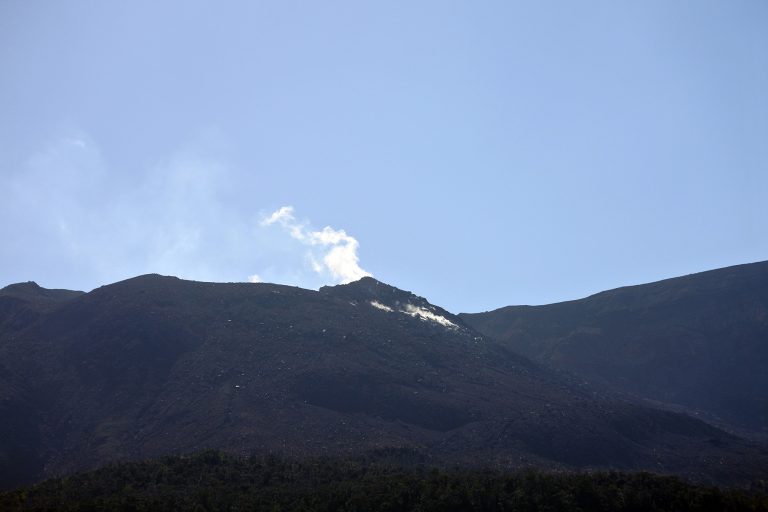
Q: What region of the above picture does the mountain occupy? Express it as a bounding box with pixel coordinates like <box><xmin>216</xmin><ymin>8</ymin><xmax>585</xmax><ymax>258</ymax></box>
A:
<box><xmin>461</xmin><ymin>261</ymin><xmax>768</xmax><ymax>434</ymax></box>
<box><xmin>0</xmin><ymin>281</ymin><xmax>84</xmax><ymax>334</ymax></box>
<box><xmin>0</xmin><ymin>281</ymin><xmax>84</xmax><ymax>304</ymax></box>
<box><xmin>0</xmin><ymin>274</ymin><xmax>765</xmax><ymax>489</ymax></box>
<box><xmin>0</xmin><ymin>281</ymin><xmax>87</xmax><ymax>489</ymax></box>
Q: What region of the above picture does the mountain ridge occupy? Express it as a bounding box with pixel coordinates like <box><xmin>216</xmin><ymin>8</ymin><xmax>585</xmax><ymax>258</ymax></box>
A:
<box><xmin>461</xmin><ymin>260</ymin><xmax>768</xmax><ymax>433</ymax></box>
<box><xmin>0</xmin><ymin>268</ymin><xmax>766</xmax><ymax>489</ymax></box>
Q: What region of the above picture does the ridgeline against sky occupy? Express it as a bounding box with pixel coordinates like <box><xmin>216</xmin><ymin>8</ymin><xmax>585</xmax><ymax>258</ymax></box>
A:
<box><xmin>1</xmin><ymin>1</ymin><xmax>766</xmax><ymax>312</ymax></box>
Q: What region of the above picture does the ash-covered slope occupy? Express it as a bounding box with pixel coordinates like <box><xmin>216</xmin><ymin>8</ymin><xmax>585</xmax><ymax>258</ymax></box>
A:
<box><xmin>0</xmin><ymin>274</ymin><xmax>764</xmax><ymax>489</ymax></box>
<box><xmin>0</xmin><ymin>281</ymin><xmax>84</xmax><ymax>335</ymax></box>
<box><xmin>0</xmin><ymin>282</ymin><xmax>86</xmax><ymax>488</ymax></box>
<box><xmin>0</xmin><ymin>281</ymin><xmax>84</xmax><ymax>304</ymax></box>
<box><xmin>461</xmin><ymin>261</ymin><xmax>768</xmax><ymax>433</ymax></box>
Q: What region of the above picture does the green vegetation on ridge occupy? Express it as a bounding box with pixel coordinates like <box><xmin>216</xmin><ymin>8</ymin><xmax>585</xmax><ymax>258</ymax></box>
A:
<box><xmin>2</xmin><ymin>451</ymin><xmax>767</xmax><ymax>512</ymax></box>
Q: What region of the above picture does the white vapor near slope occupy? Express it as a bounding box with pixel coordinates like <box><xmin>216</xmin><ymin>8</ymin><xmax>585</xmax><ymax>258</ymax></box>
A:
<box><xmin>261</xmin><ymin>206</ymin><xmax>372</xmax><ymax>284</ymax></box>
<box><xmin>0</xmin><ymin>129</ymin><xmax>285</xmax><ymax>290</ymax></box>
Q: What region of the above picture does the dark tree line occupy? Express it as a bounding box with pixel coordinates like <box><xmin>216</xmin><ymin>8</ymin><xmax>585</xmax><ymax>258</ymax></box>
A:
<box><xmin>2</xmin><ymin>450</ymin><xmax>767</xmax><ymax>511</ymax></box>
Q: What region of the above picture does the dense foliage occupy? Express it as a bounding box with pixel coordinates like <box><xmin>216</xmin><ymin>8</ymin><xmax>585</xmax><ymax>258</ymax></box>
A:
<box><xmin>2</xmin><ymin>451</ymin><xmax>766</xmax><ymax>511</ymax></box>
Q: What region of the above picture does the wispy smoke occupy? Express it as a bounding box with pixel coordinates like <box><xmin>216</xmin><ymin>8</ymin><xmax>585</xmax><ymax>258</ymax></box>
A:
<box><xmin>261</xmin><ymin>206</ymin><xmax>371</xmax><ymax>284</ymax></box>
<box><xmin>0</xmin><ymin>130</ymin><xmax>275</xmax><ymax>290</ymax></box>
<box><xmin>0</xmin><ymin>130</ymin><xmax>371</xmax><ymax>291</ymax></box>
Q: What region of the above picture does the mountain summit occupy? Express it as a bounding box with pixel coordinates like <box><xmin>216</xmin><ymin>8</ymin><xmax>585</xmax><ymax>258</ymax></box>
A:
<box><xmin>322</xmin><ymin>277</ymin><xmax>465</xmax><ymax>330</ymax></box>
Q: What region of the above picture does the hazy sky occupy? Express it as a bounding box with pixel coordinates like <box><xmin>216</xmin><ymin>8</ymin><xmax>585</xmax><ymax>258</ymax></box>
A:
<box><xmin>1</xmin><ymin>1</ymin><xmax>766</xmax><ymax>312</ymax></box>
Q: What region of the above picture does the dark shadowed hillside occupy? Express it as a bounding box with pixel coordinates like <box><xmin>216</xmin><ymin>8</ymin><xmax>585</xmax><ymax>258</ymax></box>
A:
<box><xmin>0</xmin><ymin>282</ymin><xmax>86</xmax><ymax>488</ymax></box>
<box><xmin>0</xmin><ymin>281</ymin><xmax>84</xmax><ymax>335</ymax></box>
<box><xmin>0</xmin><ymin>274</ymin><xmax>766</xmax><ymax>489</ymax></box>
<box><xmin>461</xmin><ymin>261</ymin><xmax>768</xmax><ymax>433</ymax></box>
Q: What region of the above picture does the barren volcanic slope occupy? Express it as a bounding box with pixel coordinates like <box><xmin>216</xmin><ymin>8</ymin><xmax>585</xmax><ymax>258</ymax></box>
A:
<box><xmin>461</xmin><ymin>261</ymin><xmax>768</xmax><ymax>434</ymax></box>
<box><xmin>0</xmin><ymin>281</ymin><xmax>84</xmax><ymax>333</ymax></box>
<box><xmin>0</xmin><ymin>275</ymin><xmax>765</xmax><ymax>489</ymax></box>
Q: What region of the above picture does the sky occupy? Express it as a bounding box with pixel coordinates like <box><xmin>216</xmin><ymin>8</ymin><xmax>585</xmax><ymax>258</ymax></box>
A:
<box><xmin>1</xmin><ymin>1</ymin><xmax>766</xmax><ymax>313</ymax></box>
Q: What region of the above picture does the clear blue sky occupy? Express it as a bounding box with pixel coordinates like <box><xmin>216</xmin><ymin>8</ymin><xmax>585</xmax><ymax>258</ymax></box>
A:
<box><xmin>1</xmin><ymin>1</ymin><xmax>766</xmax><ymax>313</ymax></box>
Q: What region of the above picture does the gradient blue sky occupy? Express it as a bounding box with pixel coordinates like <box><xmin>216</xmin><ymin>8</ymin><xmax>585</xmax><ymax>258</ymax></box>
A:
<box><xmin>1</xmin><ymin>1</ymin><xmax>766</xmax><ymax>312</ymax></box>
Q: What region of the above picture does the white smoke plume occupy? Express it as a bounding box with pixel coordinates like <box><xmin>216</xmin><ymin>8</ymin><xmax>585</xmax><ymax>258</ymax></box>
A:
<box><xmin>261</xmin><ymin>206</ymin><xmax>372</xmax><ymax>284</ymax></box>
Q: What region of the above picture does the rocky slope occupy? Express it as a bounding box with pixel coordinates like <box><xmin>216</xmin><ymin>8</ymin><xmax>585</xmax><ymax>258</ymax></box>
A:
<box><xmin>461</xmin><ymin>261</ymin><xmax>768</xmax><ymax>434</ymax></box>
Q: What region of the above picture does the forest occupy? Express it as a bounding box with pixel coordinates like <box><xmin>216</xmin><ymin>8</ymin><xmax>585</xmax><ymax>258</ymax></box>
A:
<box><xmin>2</xmin><ymin>450</ymin><xmax>767</xmax><ymax>511</ymax></box>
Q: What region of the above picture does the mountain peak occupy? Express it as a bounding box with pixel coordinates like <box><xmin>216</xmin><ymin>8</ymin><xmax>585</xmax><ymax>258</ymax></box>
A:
<box><xmin>0</xmin><ymin>281</ymin><xmax>83</xmax><ymax>302</ymax></box>
<box><xmin>0</xmin><ymin>282</ymin><xmax>84</xmax><ymax>333</ymax></box>
<box><xmin>321</xmin><ymin>277</ymin><xmax>427</xmax><ymax>307</ymax></box>
<box><xmin>1</xmin><ymin>281</ymin><xmax>41</xmax><ymax>293</ymax></box>
<box><xmin>322</xmin><ymin>277</ymin><xmax>464</xmax><ymax>330</ymax></box>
